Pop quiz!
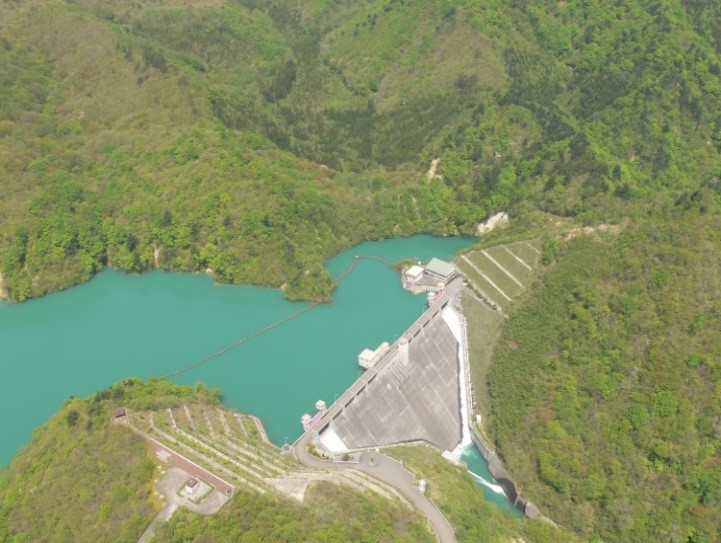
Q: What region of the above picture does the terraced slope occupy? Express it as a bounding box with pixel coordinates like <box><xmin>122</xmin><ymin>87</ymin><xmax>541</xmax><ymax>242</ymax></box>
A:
<box><xmin>125</xmin><ymin>402</ymin><xmax>413</xmax><ymax>504</ymax></box>
<box><xmin>458</xmin><ymin>240</ymin><xmax>541</xmax><ymax>314</ymax></box>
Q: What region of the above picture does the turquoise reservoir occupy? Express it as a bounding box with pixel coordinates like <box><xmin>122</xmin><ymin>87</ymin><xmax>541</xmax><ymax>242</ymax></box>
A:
<box><xmin>0</xmin><ymin>234</ymin><xmax>517</xmax><ymax>512</ymax></box>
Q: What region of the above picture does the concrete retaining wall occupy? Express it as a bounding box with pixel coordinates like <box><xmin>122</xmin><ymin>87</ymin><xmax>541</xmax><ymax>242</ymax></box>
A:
<box><xmin>469</xmin><ymin>426</ymin><xmax>554</xmax><ymax>525</ymax></box>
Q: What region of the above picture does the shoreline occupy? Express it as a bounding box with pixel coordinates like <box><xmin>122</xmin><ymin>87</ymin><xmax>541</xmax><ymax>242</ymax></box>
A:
<box><xmin>0</xmin><ymin>233</ymin><xmax>479</xmax><ymax>305</ymax></box>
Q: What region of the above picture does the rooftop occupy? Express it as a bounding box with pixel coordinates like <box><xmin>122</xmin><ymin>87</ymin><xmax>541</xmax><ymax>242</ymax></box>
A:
<box><xmin>406</xmin><ymin>265</ymin><xmax>424</xmax><ymax>278</ymax></box>
<box><xmin>359</xmin><ymin>348</ymin><xmax>376</xmax><ymax>362</ymax></box>
<box><xmin>425</xmin><ymin>258</ymin><xmax>455</xmax><ymax>278</ymax></box>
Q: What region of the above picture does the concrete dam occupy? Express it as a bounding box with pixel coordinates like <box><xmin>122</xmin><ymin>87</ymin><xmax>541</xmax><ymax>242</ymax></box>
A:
<box><xmin>300</xmin><ymin>277</ymin><xmax>467</xmax><ymax>454</ymax></box>
<box><xmin>292</xmin><ymin>242</ymin><xmax>552</xmax><ymax>528</ymax></box>
<box><xmin>327</xmin><ymin>305</ymin><xmax>462</xmax><ymax>451</ymax></box>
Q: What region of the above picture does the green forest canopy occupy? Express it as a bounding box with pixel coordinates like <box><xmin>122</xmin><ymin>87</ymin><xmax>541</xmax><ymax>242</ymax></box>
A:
<box><xmin>1</xmin><ymin>1</ymin><xmax>721</xmax><ymax>542</ymax></box>
<box><xmin>0</xmin><ymin>379</ymin><xmax>434</xmax><ymax>543</ymax></box>
<box><xmin>488</xmin><ymin>209</ymin><xmax>721</xmax><ymax>543</ymax></box>
<box><xmin>1</xmin><ymin>0</ymin><xmax>720</xmax><ymax>302</ymax></box>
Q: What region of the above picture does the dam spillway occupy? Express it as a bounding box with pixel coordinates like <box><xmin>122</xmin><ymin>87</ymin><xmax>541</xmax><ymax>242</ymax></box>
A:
<box><xmin>327</xmin><ymin>310</ymin><xmax>461</xmax><ymax>451</ymax></box>
<box><xmin>305</xmin><ymin>277</ymin><xmax>466</xmax><ymax>454</ymax></box>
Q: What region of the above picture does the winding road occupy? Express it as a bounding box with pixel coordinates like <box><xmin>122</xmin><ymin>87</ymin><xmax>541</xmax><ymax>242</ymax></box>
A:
<box><xmin>292</xmin><ymin>442</ymin><xmax>456</xmax><ymax>543</ymax></box>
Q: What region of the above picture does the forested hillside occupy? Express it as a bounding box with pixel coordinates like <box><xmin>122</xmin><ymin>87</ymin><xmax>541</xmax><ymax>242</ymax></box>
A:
<box><xmin>488</xmin><ymin>208</ymin><xmax>721</xmax><ymax>543</ymax></box>
<box><xmin>1</xmin><ymin>0</ymin><xmax>720</xmax><ymax>302</ymax></box>
<box><xmin>2</xmin><ymin>2</ymin><xmax>721</xmax><ymax>540</ymax></box>
<box><xmin>0</xmin><ymin>379</ymin><xmax>434</xmax><ymax>543</ymax></box>
<box><xmin>0</xmin><ymin>379</ymin><xmax>219</xmax><ymax>542</ymax></box>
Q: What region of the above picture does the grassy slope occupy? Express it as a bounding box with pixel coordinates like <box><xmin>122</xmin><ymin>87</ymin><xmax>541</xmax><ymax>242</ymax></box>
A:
<box><xmin>463</xmin><ymin>290</ymin><xmax>506</xmax><ymax>417</ymax></box>
<box><xmin>487</xmin><ymin>207</ymin><xmax>721</xmax><ymax>542</ymax></box>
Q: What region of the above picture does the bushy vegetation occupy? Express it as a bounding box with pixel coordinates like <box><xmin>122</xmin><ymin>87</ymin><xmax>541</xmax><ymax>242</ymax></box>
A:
<box><xmin>487</xmin><ymin>206</ymin><xmax>721</xmax><ymax>542</ymax></box>
<box><xmin>388</xmin><ymin>445</ymin><xmax>580</xmax><ymax>543</ymax></box>
<box><xmin>0</xmin><ymin>0</ymin><xmax>475</xmax><ymax>303</ymax></box>
<box><xmin>3</xmin><ymin>0</ymin><xmax>721</xmax><ymax>540</ymax></box>
<box><xmin>2</xmin><ymin>0</ymin><xmax>720</xmax><ymax>303</ymax></box>
<box><xmin>0</xmin><ymin>378</ymin><xmax>218</xmax><ymax>543</ymax></box>
<box><xmin>0</xmin><ymin>379</ymin><xmax>434</xmax><ymax>542</ymax></box>
<box><xmin>155</xmin><ymin>480</ymin><xmax>433</xmax><ymax>543</ymax></box>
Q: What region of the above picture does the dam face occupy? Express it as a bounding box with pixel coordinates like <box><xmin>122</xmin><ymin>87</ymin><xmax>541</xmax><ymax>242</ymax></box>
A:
<box><xmin>323</xmin><ymin>302</ymin><xmax>462</xmax><ymax>452</ymax></box>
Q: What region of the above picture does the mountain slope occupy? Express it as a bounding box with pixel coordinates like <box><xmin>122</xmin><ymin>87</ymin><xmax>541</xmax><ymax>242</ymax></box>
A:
<box><xmin>0</xmin><ymin>0</ymin><xmax>473</xmax><ymax>302</ymax></box>
<box><xmin>0</xmin><ymin>379</ymin><xmax>435</xmax><ymax>543</ymax></box>
<box><xmin>487</xmin><ymin>208</ymin><xmax>721</xmax><ymax>542</ymax></box>
<box><xmin>2</xmin><ymin>0</ymin><xmax>721</xmax><ymax>303</ymax></box>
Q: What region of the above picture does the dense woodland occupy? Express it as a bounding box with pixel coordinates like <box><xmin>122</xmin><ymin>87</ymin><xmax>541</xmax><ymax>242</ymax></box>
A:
<box><xmin>0</xmin><ymin>379</ymin><xmax>220</xmax><ymax>542</ymax></box>
<box><xmin>2</xmin><ymin>0</ymin><xmax>721</xmax><ymax>542</ymax></box>
<box><xmin>1</xmin><ymin>0</ymin><xmax>720</xmax><ymax>302</ymax></box>
<box><xmin>488</xmin><ymin>210</ymin><xmax>721</xmax><ymax>543</ymax></box>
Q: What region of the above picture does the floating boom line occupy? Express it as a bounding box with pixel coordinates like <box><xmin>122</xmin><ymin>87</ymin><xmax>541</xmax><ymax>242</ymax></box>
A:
<box><xmin>157</xmin><ymin>255</ymin><xmax>398</xmax><ymax>379</ymax></box>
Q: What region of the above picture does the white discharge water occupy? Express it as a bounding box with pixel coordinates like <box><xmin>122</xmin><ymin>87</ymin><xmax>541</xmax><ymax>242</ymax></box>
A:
<box><xmin>442</xmin><ymin>306</ymin><xmax>472</xmax><ymax>455</ymax></box>
<box><xmin>444</xmin><ymin>304</ymin><xmax>507</xmax><ymax>497</ymax></box>
<box><xmin>468</xmin><ymin>469</ymin><xmax>506</xmax><ymax>495</ymax></box>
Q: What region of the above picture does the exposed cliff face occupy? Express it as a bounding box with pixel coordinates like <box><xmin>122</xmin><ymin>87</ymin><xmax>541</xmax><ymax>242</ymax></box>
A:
<box><xmin>477</xmin><ymin>212</ymin><xmax>509</xmax><ymax>235</ymax></box>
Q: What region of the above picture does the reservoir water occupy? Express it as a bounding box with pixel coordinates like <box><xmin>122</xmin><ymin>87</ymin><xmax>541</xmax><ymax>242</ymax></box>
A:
<box><xmin>0</xmin><ymin>234</ymin><xmax>516</xmax><ymax>513</ymax></box>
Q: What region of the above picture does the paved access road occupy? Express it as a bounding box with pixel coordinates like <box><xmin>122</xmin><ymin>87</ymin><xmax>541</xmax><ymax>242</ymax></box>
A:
<box><xmin>293</xmin><ymin>444</ymin><xmax>455</xmax><ymax>543</ymax></box>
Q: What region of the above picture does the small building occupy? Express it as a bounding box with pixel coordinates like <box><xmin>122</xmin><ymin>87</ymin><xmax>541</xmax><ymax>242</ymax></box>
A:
<box><xmin>358</xmin><ymin>348</ymin><xmax>376</xmax><ymax>369</ymax></box>
<box><xmin>405</xmin><ymin>265</ymin><xmax>424</xmax><ymax>282</ymax></box>
<box><xmin>425</xmin><ymin>258</ymin><xmax>456</xmax><ymax>282</ymax></box>
<box><xmin>183</xmin><ymin>478</ymin><xmax>199</xmax><ymax>498</ymax></box>
<box><xmin>112</xmin><ymin>407</ymin><xmax>127</xmax><ymax>419</ymax></box>
<box><xmin>358</xmin><ymin>342</ymin><xmax>390</xmax><ymax>369</ymax></box>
